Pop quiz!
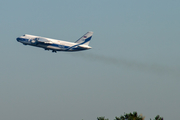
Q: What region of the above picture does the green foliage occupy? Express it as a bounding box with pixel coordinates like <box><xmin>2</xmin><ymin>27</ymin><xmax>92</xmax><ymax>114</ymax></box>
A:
<box><xmin>154</xmin><ymin>115</ymin><xmax>163</xmax><ymax>120</ymax></box>
<box><xmin>97</xmin><ymin>112</ymin><xmax>163</xmax><ymax>120</ymax></box>
<box><xmin>150</xmin><ymin>115</ymin><xmax>163</xmax><ymax>120</ymax></box>
<box><xmin>115</xmin><ymin>112</ymin><xmax>144</xmax><ymax>120</ymax></box>
<box><xmin>97</xmin><ymin>117</ymin><xmax>109</xmax><ymax>120</ymax></box>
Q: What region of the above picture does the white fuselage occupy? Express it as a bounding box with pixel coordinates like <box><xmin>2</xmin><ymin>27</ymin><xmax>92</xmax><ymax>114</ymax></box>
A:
<box><xmin>16</xmin><ymin>33</ymin><xmax>92</xmax><ymax>52</ymax></box>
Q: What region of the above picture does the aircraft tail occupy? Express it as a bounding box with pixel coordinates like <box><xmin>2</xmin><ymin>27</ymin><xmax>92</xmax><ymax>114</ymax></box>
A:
<box><xmin>75</xmin><ymin>31</ymin><xmax>93</xmax><ymax>45</ymax></box>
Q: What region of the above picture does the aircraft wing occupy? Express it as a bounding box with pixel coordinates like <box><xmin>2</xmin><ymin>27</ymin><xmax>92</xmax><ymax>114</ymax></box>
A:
<box><xmin>37</xmin><ymin>38</ymin><xmax>52</xmax><ymax>44</ymax></box>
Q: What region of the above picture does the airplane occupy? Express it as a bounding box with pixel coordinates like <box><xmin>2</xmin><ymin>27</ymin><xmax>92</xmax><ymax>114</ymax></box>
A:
<box><xmin>16</xmin><ymin>31</ymin><xmax>93</xmax><ymax>52</ymax></box>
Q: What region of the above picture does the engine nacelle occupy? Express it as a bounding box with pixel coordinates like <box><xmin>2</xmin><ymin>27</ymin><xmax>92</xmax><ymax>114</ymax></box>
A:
<box><xmin>30</xmin><ymin>38</ymin><xmax>39</xmax><ymax>45</ymax></box>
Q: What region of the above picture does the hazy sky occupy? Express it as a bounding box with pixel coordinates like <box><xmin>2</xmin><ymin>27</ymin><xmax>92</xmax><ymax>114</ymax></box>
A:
<box><xmin>0</xmin><ymin>0</ymin><xmax>180</xmax><ymax>120</ymax></box>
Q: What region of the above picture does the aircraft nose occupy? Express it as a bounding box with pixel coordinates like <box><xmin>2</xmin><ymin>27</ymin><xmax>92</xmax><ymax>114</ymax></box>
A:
<box><xmin>16</xmin><ymin>37</ymin><xmax>21</xmax><ymax>42</ymax></box>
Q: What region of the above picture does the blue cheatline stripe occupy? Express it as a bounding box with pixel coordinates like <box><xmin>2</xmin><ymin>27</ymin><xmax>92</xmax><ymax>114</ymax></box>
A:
<box><xmin>81</xmin><ymin>36</ymin><xmax>92</xmax><ymax>44</ymax></box>
<box><xmin>66</xmin><ymin>36</ymin><xmax>92</xmax><ymax>50</ymax></box>
<box><xmin>51</xmin><ymin>44</ymin><xmax>59</xmax><ymax>47</ymax></box>
<box><xmin>50</xmin><ymin>44</ymin><xmax>70</xmax><ymax>49</ymax></box>
<box><xmin>18</xmin><ymin>38</ymin><xmax>29</xmax><ymax>42</ymax></box>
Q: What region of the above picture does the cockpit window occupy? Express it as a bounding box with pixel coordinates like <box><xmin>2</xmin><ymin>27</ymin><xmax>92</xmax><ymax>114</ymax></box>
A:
<box><xmin>23</xmin><ymin>34</ymin><xmax>25</xmax><ymax>36</ymax></box>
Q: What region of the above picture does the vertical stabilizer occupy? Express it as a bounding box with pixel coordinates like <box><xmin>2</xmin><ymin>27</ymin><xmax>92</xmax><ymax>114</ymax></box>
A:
<box><xmin>75</xmin><ymin>31</ymin><xmax>93</xmax><ymax>45</ymax></box>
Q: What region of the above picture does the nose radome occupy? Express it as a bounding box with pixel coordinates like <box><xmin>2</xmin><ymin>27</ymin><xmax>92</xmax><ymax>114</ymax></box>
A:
<box><xmin>16</xmin><ymin>37</ymin><xmax>20</xmax><ymax>41</ymax></box>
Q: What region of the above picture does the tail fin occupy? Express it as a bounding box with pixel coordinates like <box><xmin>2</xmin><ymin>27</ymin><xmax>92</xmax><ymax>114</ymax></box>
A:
<box><xmin>75</xmin><ymin>31</ymin><xmax>93</xmax><ymax>45</ymax></box>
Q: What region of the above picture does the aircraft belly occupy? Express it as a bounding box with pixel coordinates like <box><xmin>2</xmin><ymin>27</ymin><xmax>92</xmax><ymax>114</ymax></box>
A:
<box><xmin>46</xmin><ymin>46</ymin><xmax>61</xmax><ymax>50</ymax></box>
<box><xmin>37</xmin><ymin>43</ymin><xmax>69</xmax><ymax>51</ymax></box>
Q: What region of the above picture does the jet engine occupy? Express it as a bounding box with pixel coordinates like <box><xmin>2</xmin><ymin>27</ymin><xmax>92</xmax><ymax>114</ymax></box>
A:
<box><xmin>30</xmin><ymin>38</ymin><xmax>39</xmax><ymax>45</ymax></box>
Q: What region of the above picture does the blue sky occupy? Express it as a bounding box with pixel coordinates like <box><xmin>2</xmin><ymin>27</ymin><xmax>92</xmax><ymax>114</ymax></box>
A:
<box><xmin>0</xmin><ymin>0</ymin><xmax>180</xmax><ymax>120</ymax></box>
